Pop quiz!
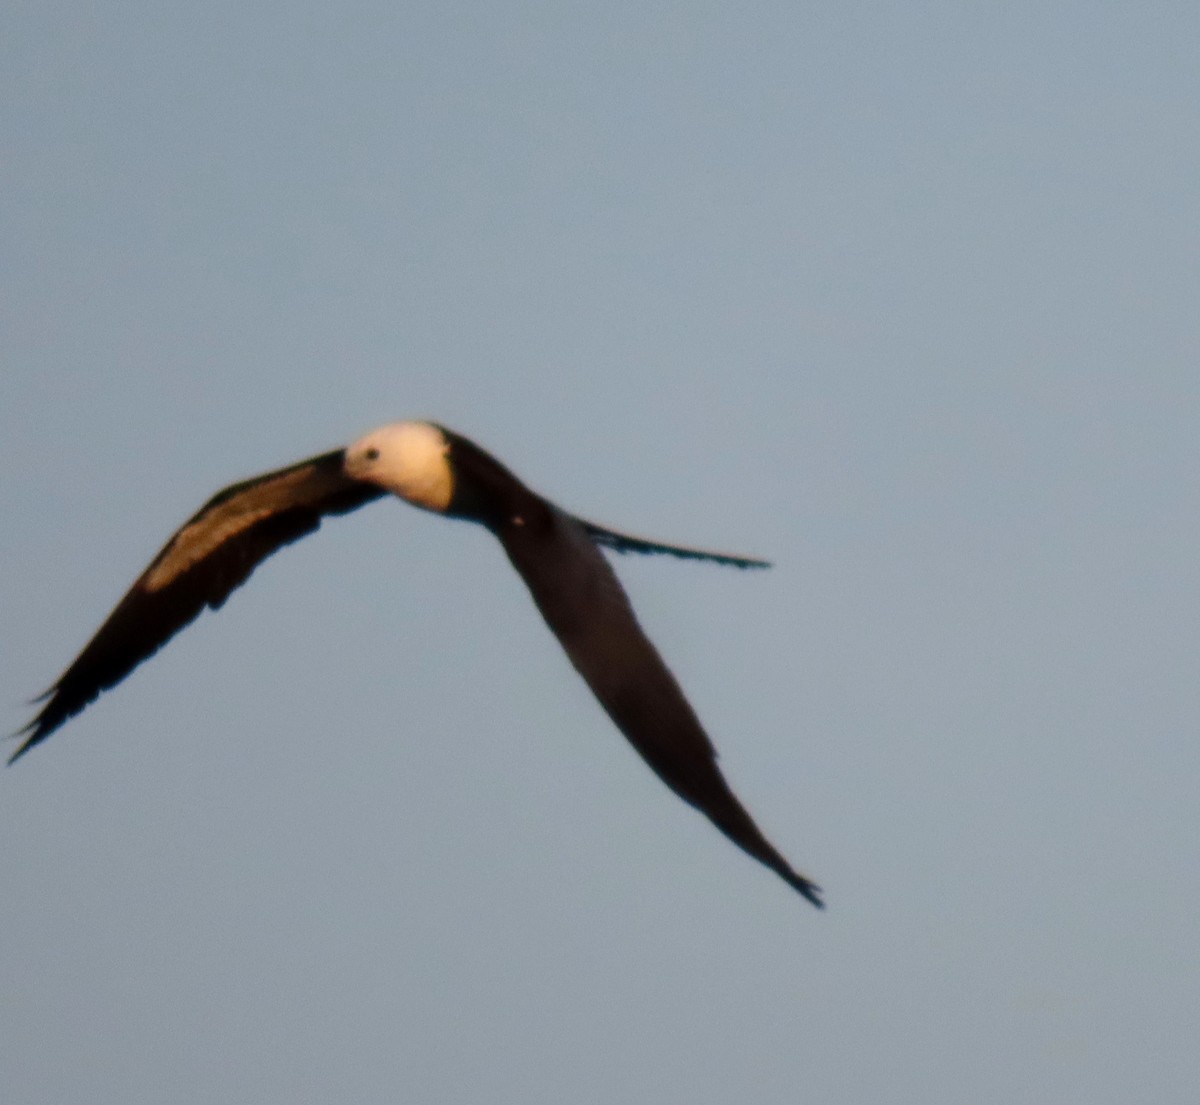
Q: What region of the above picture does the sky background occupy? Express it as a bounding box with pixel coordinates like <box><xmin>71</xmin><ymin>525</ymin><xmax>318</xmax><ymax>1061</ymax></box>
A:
<box><xmin>3</xmin><ymin>3</ymin><xmax>1198</xmax><ymax>1102</ymax></box>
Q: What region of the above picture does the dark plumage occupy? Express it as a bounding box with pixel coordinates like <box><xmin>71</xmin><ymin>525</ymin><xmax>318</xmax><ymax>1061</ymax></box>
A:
<box><xmin>13</xmin><ymin>451</ymin><xmax>383</xmax><ymax>761</ymax></box>
<box><xmin>13</xmin><ymin>422</ymin><xmax>822</xmax><ymax>908</ymax></box>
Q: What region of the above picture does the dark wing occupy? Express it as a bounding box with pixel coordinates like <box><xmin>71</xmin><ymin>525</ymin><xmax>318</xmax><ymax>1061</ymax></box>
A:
<box><xmin>496</xmin><ymin>500</ymin><xmax>822</xmax><ymax>908</ymax></box>
<box><xmin>11</xmin><ymin>449</ymin><xmax>384</xmax><ymax>763</ymax></box>
<box><xmin>579</xmin><ymin>518</ymin><xmax>770</xmax><ymax>570</ymax></box>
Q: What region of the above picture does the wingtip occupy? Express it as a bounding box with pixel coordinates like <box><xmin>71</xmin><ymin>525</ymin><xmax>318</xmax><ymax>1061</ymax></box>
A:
<box><xmin>9</xmin><ymin>686</ymin><xmax>58</xmax><ymax>764</ymax></box>
<box><xmin>6</xmin><ymin>727</ymin><xmax>36</xmax><ymax>766</ymax></box>
<box><xmin>6</xmin><ymin>710</ymin><xmax>51</xmax><ymax>766</ymax></box>
<box><xmin>786</xmin><ymin>870</ymin><xmax>825</xmax><ymax>910</ymax></box>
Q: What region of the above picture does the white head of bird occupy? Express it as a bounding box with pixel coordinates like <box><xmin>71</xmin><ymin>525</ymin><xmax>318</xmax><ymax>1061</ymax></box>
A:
<box><xmin>344</xmin><ymin>421</ymin><xmax>455</xmax><ymax>514</ymax></box>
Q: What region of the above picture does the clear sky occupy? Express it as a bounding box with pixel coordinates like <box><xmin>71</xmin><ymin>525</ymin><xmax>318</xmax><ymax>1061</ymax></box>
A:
<box><xmin>3</xmin><ymin>4</ymin><xmax>1198</xmax><ymax>1103</ymax></box>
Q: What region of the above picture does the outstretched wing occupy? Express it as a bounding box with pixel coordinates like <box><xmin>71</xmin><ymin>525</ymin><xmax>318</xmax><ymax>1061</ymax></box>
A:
<box><xmin>496</xmin><ymin>501</ymin><xmax>822</xmax><ymax>907</ymax></box>
<box><xmin>579</xmin><ymin>518</ymin><xmax>770</xmax><ymax>570</ymax></box>
<box><xmin>11</xmin><ymin>449</ymin><xmax>384</xmax><ymax>763</ymax></box>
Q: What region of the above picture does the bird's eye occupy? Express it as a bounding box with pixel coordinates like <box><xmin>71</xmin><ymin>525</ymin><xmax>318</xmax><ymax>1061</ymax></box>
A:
<box><xmin>364</xmin><ymin>447</ymin><xmax>380</xmax><ymax>461</ymax></box>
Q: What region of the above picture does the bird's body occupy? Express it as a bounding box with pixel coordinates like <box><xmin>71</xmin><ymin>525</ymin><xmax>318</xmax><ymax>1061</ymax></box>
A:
<box><xmin>13</xmin><ymin>422</ymin><xmax>822</xmax><ymax>908</ymax></box>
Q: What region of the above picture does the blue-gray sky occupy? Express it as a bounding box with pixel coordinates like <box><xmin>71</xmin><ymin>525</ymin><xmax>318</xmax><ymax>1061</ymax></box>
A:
<box><xmin>3</xmin><ymin>4</ymin><xmax>1198</xmax><ymax>1102</ymax></box>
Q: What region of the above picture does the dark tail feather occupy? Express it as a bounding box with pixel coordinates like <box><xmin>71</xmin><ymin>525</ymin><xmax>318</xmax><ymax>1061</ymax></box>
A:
<box><xmin>579</xmin><ymin>518</ymin><xmax>771</xmax><ymax>570</ymax></box>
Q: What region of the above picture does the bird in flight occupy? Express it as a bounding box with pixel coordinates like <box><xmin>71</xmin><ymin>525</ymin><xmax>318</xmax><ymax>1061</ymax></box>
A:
<box><xmin>12</xmin><ymin>421</ymin><xmax>823</xmax><ymax>908</ymax></box>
